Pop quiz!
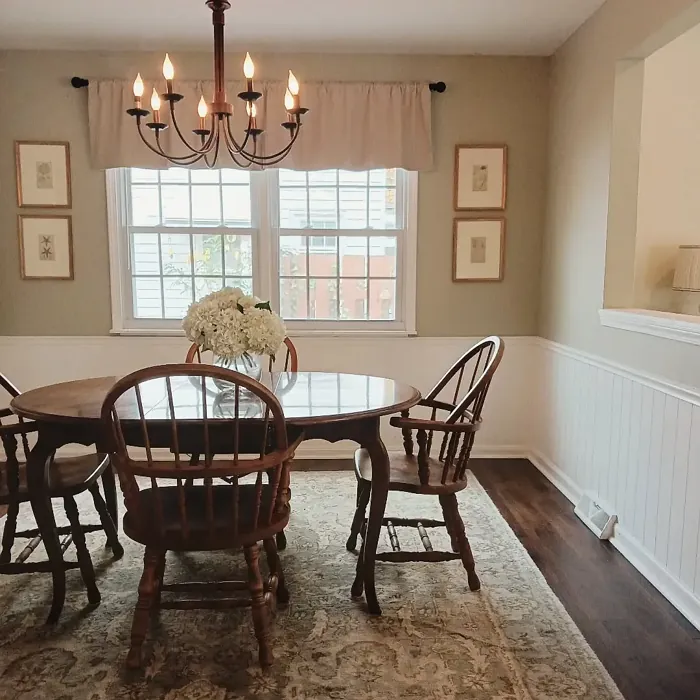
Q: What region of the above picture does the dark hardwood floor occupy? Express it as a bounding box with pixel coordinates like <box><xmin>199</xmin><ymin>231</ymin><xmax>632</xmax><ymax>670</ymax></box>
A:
<box><xmin>469</xmin><ymin>458</ymin><xmax>700</xmax><ymax>700</ymax></box>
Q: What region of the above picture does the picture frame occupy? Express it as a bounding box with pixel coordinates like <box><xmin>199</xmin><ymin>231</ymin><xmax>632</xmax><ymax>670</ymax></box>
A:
<box><xmin>453</xmin><ymin>218</ymin><xmax>505</xmax><ymax>282</ymax></box>
<box><xmin>15</xmin><ymin>141</ymin><xmax>72</xmax><ymax>208</ymax></box>
<box><xmin>454</xmin><ymin>145</ymin><xmax>507</xmax><ymax>210</ymax></box>
<box><xmin>18</xmin><ymin>214</ymin><xmax>74</xmax><ymax>280</ymax></box>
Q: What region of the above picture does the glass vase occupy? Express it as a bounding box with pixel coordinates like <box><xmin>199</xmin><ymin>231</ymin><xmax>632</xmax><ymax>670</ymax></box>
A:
<box><xmin>213</xmin><ymin>353</ymin><xmax>262</xmax><ymax>392</ymax></box>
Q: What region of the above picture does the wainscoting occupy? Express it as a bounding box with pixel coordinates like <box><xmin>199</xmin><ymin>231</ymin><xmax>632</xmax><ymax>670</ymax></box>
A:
<box><xmin>533</xmin><ymin>339</ymin><xmax>700</xmax><ymax>632</ymax></box>
<box><xmin>1</xmin><ymin>333</ymin><xmax>699</xmax><ymax>630</ymax></box>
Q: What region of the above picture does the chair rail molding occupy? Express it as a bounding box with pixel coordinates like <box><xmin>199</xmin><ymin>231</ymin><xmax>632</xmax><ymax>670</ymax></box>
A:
<box><xmin>600</xmin><ymin>307</ymin><xmax>700</xmax><ymax>347</ymax></box>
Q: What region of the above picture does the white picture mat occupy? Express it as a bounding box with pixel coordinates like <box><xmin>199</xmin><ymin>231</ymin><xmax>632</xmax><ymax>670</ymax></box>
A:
<box><xmin>455</xmin><ymin>147</ymin><xmax>506</xmax><ymax>209</ymax></box>
<box><xmin>454</xmin><ymin>219</ymin><xmax>503</xmax><ymax>280</ymax></box>
<box><xmin>17</xmin><ymin>143</ymin><xmax>70</xmax><ymax>206</ymax></box>
<box><xmin>20</xmin><ymin>217</ymin><xmax>72</xmax><ymax>279</ymax></box>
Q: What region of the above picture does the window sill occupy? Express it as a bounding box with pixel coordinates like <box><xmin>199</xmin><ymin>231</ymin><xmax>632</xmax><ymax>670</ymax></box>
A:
<box><xmin>599</xmin><ymin>308</ymin><xmax>700</xmax><ymax>346</ymax></box>
<box><xmin>110</xmin><ymin>328</ymin><xmax>417</xmax><ymax>339</ymax></box>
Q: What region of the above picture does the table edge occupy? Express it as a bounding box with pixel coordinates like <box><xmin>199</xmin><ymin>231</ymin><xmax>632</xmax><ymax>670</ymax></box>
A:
<box><xmin>11</xmin><ymin>383</ymin><xmax>422</xmax><ymax>426</ymax></box>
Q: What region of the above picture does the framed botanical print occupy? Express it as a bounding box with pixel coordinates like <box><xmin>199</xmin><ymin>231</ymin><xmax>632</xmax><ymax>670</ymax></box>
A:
<box><xmin>18</xmin><ymin>215</ymin><xmax>74</xmax><ymax>280</ymax></box>
<box><xmin>15</xmin><ymin>141</ymin><xmax>72</xmax><ymax>208</ymax></box>
<box><xmin>454</xmin><ymin>145</ymin><xmax>507</xmax><ymax>210</ymax></box>
<box><xmin>453</xmin><ymin>218</ymin><xmax>505</xmax><ymax>282</ymax></box>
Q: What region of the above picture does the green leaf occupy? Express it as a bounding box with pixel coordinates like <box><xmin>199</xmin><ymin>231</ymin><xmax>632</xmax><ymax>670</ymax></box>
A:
<box><xmin>255</xmin><ymin>301</ymin><xmax>272</xmax><ymax>312</ymax></box>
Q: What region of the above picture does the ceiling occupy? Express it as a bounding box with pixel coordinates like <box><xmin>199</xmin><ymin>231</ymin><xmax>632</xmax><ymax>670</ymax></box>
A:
<box><xmin>0</xmin><ymin>0</ymin><xmax>607</xmax><ymax>55</ymax></box>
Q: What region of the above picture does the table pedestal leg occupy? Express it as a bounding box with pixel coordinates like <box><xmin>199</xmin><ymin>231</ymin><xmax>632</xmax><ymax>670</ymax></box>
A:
<box><xmin>26</xmin><ymin>434</ymin><xmax>66</xmax><ymax>625</ymax></box>
<box><xmin>101</xmin><ymin>460</ymin><xmax>119</xmax><ymax>533</ymax></box>
<box><xmin>351</xmin><ymin>418</ymin><xmax>389</xmax><ymax>616</ymax></box>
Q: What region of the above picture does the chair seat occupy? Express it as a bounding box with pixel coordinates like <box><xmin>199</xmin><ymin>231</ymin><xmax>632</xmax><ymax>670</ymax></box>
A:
<box><xmin>354</xmin><ymin>448</ymin><xmax>467</xmax><ymax>495</ymax></box>
<box><xmin>124</xmin><ymin>484</ymin><xmax>289</xmax><ymax>550</ymax></box>
<box><xmin>0</xmin><ymin>453</ymin><xmax>109</xmax><ymax>503</ymax></box>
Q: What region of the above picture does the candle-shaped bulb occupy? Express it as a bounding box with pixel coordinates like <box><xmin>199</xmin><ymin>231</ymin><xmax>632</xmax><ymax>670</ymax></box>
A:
<box><xmin>243</xmin><ymin>52</ymin><xmax>255</xmax><ymax>79</ymax></box>
<box><xmin>197</xmin><ymin>96</ymin><xmax>208</xmax><ymax>118</ymax></box>
<box><xmin>287</xmin><ymin>70</ymin><xmax>299</xmax><ymax>96</ymax></box>
<box><xmin>151</xmin><ymin>87</ymin><xmax>161</xmax><ymax>111</ymax></box>
<box><xmin>246</xmin><ymin>102</ymin><xmax>257</xmax><ymax>118</ymax></box>
<box><xmin>133</xmin><ymin>73</ymin><xmax>144</xmax><ymax>98</ymax></box>
<box><xmin>162</xmin><ymin>53</ymin><xmax>175</xmax><ymax>81</ymax></box>
<box><xmin>284</xmin><ymin>88</ymin><xmax>295</xmax><ymax>111</ymax></box>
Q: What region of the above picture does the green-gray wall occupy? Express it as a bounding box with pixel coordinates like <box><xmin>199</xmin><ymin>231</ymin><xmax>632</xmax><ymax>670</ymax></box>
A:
<box><xmin>541</xmin><ymin>0</ymin><xmax>700</xmax><ymax>387</ymax></box>
<box><xmin>0</xmin><ymin>51</ymin><xmax>549</xmax><ymax>336</ymax></box>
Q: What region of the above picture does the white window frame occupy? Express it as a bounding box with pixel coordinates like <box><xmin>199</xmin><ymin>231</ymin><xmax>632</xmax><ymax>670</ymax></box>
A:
<box><xmin>106</xmin><ymin>168</ymin><xmax>418</xmax><ymax>337</ymax></box>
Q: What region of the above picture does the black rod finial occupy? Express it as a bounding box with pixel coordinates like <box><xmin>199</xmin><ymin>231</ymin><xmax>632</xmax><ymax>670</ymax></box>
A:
<box><xmin>71</xmin><ymin>77</ymin><xmax>89</xmax><ymax>88</ymax></box>
<box><xmin>429</xmin><ymin>81</ymin><xmax>446</xmax><ymax>93</ymax></box>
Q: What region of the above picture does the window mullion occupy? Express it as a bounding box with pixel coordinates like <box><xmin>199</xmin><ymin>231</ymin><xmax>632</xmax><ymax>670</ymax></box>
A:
<box><xmin>218</xmin><ymin>173</ymin><xmax>226</xmax><ymax>291</ymax></box>
<box><xmin>255</xmin><ymin>170</ymin><xmax>274</xmax><ymax>304</ymax></box>
<box><xmin>117</xmin><ymin>166</ymin><xmax>412</xmax><ymax>333</ymax></box>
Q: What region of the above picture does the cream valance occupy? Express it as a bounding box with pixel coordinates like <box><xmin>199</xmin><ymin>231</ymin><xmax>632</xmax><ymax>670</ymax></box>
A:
<box><xmin>87</xmin><ymin>79</ymin><xmax>433</xmax><ymax>171</ymax></box>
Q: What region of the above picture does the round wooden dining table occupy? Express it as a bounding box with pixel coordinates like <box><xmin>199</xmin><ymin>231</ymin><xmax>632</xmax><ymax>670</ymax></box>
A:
<box><xmin>11</xmin><ymin>371</ymin><xmax>421</xmax><ymax>621</ymax></box>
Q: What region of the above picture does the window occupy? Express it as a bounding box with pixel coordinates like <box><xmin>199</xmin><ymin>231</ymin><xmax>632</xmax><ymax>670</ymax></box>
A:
<box><xmin>107</xmin><ymin>167</ymin><xmax>417</xmax><ymax>335</ymax></box>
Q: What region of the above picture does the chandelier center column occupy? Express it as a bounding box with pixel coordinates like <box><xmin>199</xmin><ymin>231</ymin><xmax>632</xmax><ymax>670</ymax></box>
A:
<box><xmin>208</xmin><ymin>0</ymin><xmax>232</xmax><ymax>116</ymax></box>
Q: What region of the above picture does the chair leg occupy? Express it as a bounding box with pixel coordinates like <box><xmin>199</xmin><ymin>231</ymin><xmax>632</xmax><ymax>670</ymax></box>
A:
<box><xmin>440</xmin><ymin>493</ymin><xmax>480</xmax><ymax>591</ymax></box>
<box><xmin>244</xmin><ymin>543</ymin><xmax>273</xmax><ymax>668</ymax></box>
<box><xmin>89</xmin><ymin>484</ymin><xmax>124</xmax><ymax>559</ymax></box>
<box><xmin>263</xmin><ymin>537</ymin><xmax>289</xmax><ymax>605</ymax></box>
<box><xmin>101</xmin><ymin>462</ymin><xmax>119</xmax><ymax>532</ymax></box>
<box><xmin>153</xmin><ymin>551</ymin><xmax>167</xmax><ymax>608</ymax></box>
<box><xmin>265</xmin><ymin>468</ymin><xmax>289</xmax><ymax>551</ymax></box>
<box><xmin>127</xmin><ymin>546</ymin><xmax>163</xmax><ymax>669</ymax></box>
<box><xmin>439</xmin><ymin>494</ymin><xmax>460</xmax><ymax>554</ymax></box>
<box><xmin>351</xmin><ymin>528</ymin><xmax>366</xmax><ymax>598</ymax></box>
<box><xmin>346</xmin><ymin>479</ymin><xmax>371</xmax><ymax>551</ymax></box>
<box><xmin>63</xmin><ymin>495</ymin><xmax>101</xmax><ymax>605</ymax></box>
<box><xmin>0</xmin><ymin>500</ymin><xmax>20</xmax><ymax>564</ymax></box>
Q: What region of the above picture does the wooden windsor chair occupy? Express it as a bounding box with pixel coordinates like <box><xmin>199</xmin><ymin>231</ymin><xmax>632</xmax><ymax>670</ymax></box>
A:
<box><xmin>0</xmin><ymin>372</ymin><xmax>122</xmax><ymax>620</ymax></box>
<box><xmin>184</xmin><ymin>337</ymin><xmax>299</xmax><ymax>551</ymax></box>
<box><xmin>346</xmin><ymin>337</ymin><xmax>504</xmax><ymax>594</ymax></box>
<box><xmin>100</xmin><ymin>363</ymin><xmax>302</xmax><ymax>669</ymax></box>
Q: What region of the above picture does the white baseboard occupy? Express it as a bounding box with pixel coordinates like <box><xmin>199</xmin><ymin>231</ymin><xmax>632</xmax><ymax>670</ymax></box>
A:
<box><xmin>527</xmin><ymin>449</ymin><xmax>582</xmax><ymax>505</ymax></box>
<box><xmin>612</xmin><ymin>524</ymin><xmax>700</xmax><ymax>632</ymax></box>
<box><xmin>528</xmin><ymin>448</ymin><xmax>700</xmax><ymax>632</ymax></box>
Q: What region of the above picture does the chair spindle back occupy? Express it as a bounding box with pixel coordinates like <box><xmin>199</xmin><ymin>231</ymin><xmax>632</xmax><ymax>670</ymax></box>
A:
<box><xmin>0</xmin><ymin>373</ymin><xmax>31</xmax><ymax>471</ymax></box>
<box><xmin>401</xmin><ymin>337</ymin><xmax>504</xmax><ymax>486</ymax></box>
<box><xmin>100</xmin><ymin>364</ymin><xmax>294</xmax><ymax>544</ymax></box>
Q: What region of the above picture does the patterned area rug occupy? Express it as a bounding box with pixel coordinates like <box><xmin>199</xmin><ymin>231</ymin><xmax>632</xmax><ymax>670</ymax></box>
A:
<box><xmin>0</xmin><ymin>472</ymin><xmax>623</xmax><ymax>700</ymax></box>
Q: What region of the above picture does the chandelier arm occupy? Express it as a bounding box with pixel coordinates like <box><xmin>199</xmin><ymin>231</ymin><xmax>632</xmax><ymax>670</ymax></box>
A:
<box><xmin>136</xmin><ymin>119</ymin><xmax>204</xmax><ymax>166</ymax></box>
<box><xmin>153</xmin><ymin>127</ymin><xmax>207</xmax><ymax>166</ymax></box>
<box><xmin>136</xmin><ymin>119</ymin><xmax>206</xmax><ymax>165</ymax></box>
<box><xmin>233</xmin><ymin>127</ymin><xmax>301</xmax><ymax>165</ymax></box>
<box><xmin>168</xmin><ymin>102</ymin><xmax>218</xmax><ymax>155</ymax></box>
<box><xmin>223</xmin><ymin>113</ymin><xmax>254</xmax><ymax>154</ymax></box>
<box><xmin>221</xmin><ymin>119</ymin><xmax>255</xmax><ymax>168</ymax></box>
<box><xmin>203</xmin><ymin>128</ymin><xmax>222</xmax><ymax>169</ymax></box>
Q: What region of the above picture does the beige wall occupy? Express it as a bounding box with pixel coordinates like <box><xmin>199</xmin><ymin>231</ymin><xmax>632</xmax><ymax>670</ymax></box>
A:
<box><xmin>0</xmin><ymin>50</ymin><xmax>549</xmax><ymax>337</ymax></box>
<box><xmin>635</xmin><ymin>22</ymin><xmax>700</xmax><ymax>312</ymax></box>
<box><xmin>540</xmin><ymin>0</ymin><xmax>700</xmax><ymax>387</ymax></box>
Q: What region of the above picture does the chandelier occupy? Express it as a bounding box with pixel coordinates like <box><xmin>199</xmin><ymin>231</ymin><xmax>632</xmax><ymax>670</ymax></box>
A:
<box><xmin>126</xmin><ymin>0</ymin><xmax>307</xmax><ymax>168</ymax></box>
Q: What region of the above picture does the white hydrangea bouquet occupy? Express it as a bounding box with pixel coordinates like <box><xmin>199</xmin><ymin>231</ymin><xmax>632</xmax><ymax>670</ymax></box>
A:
<box><xmin>182</xmin><ymin>287</ymin><xmax>286</xmax><ymax>375</ymax></box>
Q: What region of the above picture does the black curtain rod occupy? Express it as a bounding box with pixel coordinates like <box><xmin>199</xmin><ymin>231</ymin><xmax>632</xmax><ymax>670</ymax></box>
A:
<box><xmin>71</xmin><ymin>76</ymin><xmax>447</xmax><ymax>92</ymax></box>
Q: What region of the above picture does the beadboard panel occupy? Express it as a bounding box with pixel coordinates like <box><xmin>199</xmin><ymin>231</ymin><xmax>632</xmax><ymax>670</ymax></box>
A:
<box><xmin>0</xmin><ymin>335</ymin><xmax>537</xmax><ymax>458</ymax></box>
<box><xmin>534</xmin><ymin>339</ymin><xmax>700</xmax><ymax>631</ymax></box>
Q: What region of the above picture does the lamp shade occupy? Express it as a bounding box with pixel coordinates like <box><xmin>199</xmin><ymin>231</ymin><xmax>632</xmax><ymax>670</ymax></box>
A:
<box><xmin>673</xmin><ymin>245</ymin><xmax>700</xmax><ymax>291</ymax></box>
